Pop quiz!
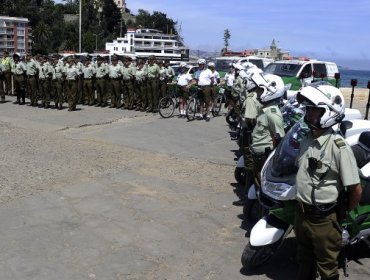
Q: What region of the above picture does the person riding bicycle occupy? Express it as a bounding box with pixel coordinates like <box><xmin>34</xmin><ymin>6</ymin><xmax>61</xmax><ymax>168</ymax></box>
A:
<box><xmin>294</xmin><ymin>84</ymin><xmax>362</xmax><ymax>280</ymax></box>
<box><xmin>176</xmin><ymin>62</ymin><xmax>193</xmax><ymax>118</ymax></box>
<box><xmin>194</xmin><ymin>58</ymin><xmax>214</xmax><ymax>122</ymax></box>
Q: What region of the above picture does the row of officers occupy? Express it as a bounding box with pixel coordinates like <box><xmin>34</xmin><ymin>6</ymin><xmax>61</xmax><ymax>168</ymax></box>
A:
<box><xmin>0</xmin><ymin>52</ymin><xmax>175</xmax><ymax>112</ymax></box>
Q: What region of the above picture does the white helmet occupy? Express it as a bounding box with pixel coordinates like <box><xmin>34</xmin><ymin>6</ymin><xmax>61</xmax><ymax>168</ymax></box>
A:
<box><xmin>232</xmin><ymin>62</ymin><xmax>244</xmax><ymax>71</ymax></box>
<box><xmin>257</xmin><ymin>74</ymin><xmax>285</xmax><ymax>103</ymax></box>
<box><xmin>198</xmin><ymin>58</ymin><xmax>206</xmax><ymax>65</ymax></box>
<box><xmin>179</xmin><ymin>62</ymin><xmax>187</xmax><ymax>67</ymax></box>
<box><xmin>207</xmin><ymin>61</ymin><xmax>215</xmax><ymax>67</ymax></box>
<box><xmin>297</xmin><ymin>84</ymin><xmax>345</xmax><ymax>128</ymax></box>
<box><xmin>239</xmin><ymin>67</ymin><xmax>264</xmax><ymax>91</ymax></box>
<box><xmin>241</xmin><ymin>62</ymin><xmax>256</xmax><ymax>70</ymax></box>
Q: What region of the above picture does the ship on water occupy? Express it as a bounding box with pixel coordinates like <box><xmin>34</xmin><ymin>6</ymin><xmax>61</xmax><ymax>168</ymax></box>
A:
<box><xmin>105</xmin><ymin>28</ymin><xmax>189</xmax><ymax>61</ymax></box>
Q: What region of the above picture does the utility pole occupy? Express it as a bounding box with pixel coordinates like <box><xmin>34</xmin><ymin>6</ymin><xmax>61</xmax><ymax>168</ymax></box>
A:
<box><xmin>79</xmin><ymin>0</ymin><xmax>82</xmax><ymax>52</ymax></box>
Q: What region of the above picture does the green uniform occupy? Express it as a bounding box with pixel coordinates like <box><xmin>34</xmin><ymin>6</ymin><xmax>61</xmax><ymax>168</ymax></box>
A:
<box><xmin>76</xmin><ymin>61</ymin><xmax>84</xmax><ymax>103</ymax></box>
<box><xmin>231</xmin><ymin>75</ymin><xmax>245</xmax><ymax>117</ymax></box>
<box><xmin>109</xmin><ymin>63</ymin><xmax>123</xmax><ymax>108</ymax></box>
<box><xmin>64</xmin><ymin>64</ymin><xmax>79</xmax><ymax>111</ymax></box>
<box><xmin>12</xmin><ymin>60</ymin><xmax>27</xmax><ymax>103</ymax></box>
<box><xmin>245</xmin><ymin>103</ymin><xmax>285</xmax><ymax>187</ymax></box>
<box><xmin>82</xmin><ymin>63</ymin><xmax>96</xmax><ymax>105</ymax></box>
<box><xmin>146</xmin><ymin>62</ymin><xmax>160</xmax><ymax>112</ymax></box>
<box><xmin>121</xmin><ymin>64</ymin><xmax>134</xmax><ymax>109</ymax></box>
<box><xmin>294</xmin><ymin>129</ymin><xmax>360</xmax><ymax>279</ymax></box>
<box><xmin>0</xmin><ymin>63</ymin><xmax>5</xmax><ymax>102</ymax></box>
<box><xmin>158</xmin><ymin>66</ymin><xmax>167</xmax><ymax>99</ymax></box>
<box><xmin>134</xmin><ymin>65</ymin><xmax>147</xmax><ymax>111</ymax></box>
<box><xmin>1</xmin><ymin>56</ymin><xmax>13</xmax><ymax>95</ymax></box>
<box><xmin>52</xmin><ymin>62</ymin><xmax>65</xmax><ymax>108</ymax></box>
<box><xmin>26</xmin><ymin>59</ymin><xmax>39</xmax><ymax>105</ymax></box>
<box><xmin>38</xmin><ymin>62</ymin><xmax>53</xmax><ymax>107</ymax></box>
<box><xmin>95</xmin><ymin>62</ymin><xmax>108</xmax><ymax>106</ymax></box>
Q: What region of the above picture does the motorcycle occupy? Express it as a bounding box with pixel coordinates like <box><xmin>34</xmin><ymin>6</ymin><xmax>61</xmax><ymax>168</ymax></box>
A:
<box><xmin>241</xmin><ymin>117</ymin><xmax>370</xmax><ymax>276</ymax></box>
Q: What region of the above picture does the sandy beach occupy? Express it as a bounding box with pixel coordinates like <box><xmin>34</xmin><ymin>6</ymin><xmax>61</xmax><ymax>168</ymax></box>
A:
<box><xmin>341</xmin><ymin>87</ymin><xmax>369</xmax><ymax>116</ymax></box>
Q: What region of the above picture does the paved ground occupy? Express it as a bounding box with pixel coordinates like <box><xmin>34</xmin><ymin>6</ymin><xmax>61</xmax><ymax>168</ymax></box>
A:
<box><xmin>0</xmin><ymin>95</ymin><xmax>369</xmax><ymax>280</ymax></box>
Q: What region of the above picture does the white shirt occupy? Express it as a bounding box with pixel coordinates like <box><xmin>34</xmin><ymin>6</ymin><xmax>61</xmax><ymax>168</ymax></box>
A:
<box><xmin>177</xmin><ymin>73</ymin><xmax>193</xmax><ymax>86</ymax></box>
<box><xmin>224</xmin><ymin>72</ymin><xmax>235</xmax><ymax>87</ymax></box>
<box><xmin>196</xmin><ymin>68</ymin><xmax>213</xmax><ymax>86</ymax></box>
<box><xmin>211</xmin><ymin>70</ymin><xmax>220</xmax><ymax>85</ymax></box>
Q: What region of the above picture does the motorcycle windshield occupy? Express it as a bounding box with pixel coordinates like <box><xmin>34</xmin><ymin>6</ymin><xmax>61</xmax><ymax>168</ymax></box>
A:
<box><xmin>271</xmin><ymin>119</ymin><xmax>310</xmax><ymax>176</ymax></box>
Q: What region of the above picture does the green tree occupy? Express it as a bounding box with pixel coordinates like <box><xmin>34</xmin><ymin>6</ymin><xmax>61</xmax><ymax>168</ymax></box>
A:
<box><xmin>135</xmin><ymin>9</ymin><xmax>178</xmax><ymax>35</ymax></box>
<box><xmin>223</xmin><ymin>29</ymin><xmax>231</xmax><ymax>51</ymax></box>
<box><xmin>32</xmin><ymin>21</ymin><xmax>52</xmax><ymax>54</ymax></box>
<box><xmin>102</xmin><ymin>0</ymin><xmax>123</xmax><ymax>36</ymax></box>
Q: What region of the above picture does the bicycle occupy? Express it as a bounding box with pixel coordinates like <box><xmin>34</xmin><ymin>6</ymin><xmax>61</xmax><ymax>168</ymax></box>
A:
<box><xmin>211</xmin><ymin>86</ymin><xmax>227</xmax><ymax>117</ymax></box>
<box><xmin>186</xmin><ymin>86</ymin><xmax>202</xmax><ymax>121</ymax></box>
<box><xmin>158</xmin><ymin>83</ymin><xmax>180</xmax><ymax>118</ymax></box>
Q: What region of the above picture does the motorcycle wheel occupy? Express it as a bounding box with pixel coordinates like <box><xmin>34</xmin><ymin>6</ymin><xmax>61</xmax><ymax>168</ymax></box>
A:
<box><xmin>226</xmin><ymin>109</ymin><xmax>238</xmax><ymax>126</ymax></box>
<box><xmin>241</xmin><ymin>242</ymin><xmax>278</xmax><ymax>272</ymax></box>
<box><xmin>212</xmin><ymin>95</ymin><xmax>222</xmax><ymax>117</ymax></box>
<box><xmin>234</xmin><ymin>167</ymin><xmax>246</xmax><ymax>185</ymax></box>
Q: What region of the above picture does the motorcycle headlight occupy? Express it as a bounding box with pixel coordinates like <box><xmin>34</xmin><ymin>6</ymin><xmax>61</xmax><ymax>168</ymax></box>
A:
<box><xmin>262</xmin><ymin>181</ymin><xmax>295</xmax><ymax>200</ymax></box>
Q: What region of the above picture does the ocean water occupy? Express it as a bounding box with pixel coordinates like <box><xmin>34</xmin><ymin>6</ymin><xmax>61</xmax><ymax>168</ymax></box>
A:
<box><xmin>340</xmin><ymin>69</ymin><xmax>370</xmax><ymax>88</ymax></box>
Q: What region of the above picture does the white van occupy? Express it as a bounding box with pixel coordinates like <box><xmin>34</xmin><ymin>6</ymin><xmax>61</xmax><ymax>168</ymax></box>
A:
<box><xmin>263</xmin><ymin>59</ymin><xmax>340</xmax><ymax>99</ymax></box>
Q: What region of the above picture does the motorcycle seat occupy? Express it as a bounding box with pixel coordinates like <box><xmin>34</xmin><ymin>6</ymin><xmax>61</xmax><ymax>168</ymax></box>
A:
<box><xmin>351</xmin><ymin>131</ymin><xmax>370</xmax><ymax>169</ymax></box>
<box><xmin>339</xmin><ymin>120</ymin><xmax>353</xmax><ymax>137</ymax></box>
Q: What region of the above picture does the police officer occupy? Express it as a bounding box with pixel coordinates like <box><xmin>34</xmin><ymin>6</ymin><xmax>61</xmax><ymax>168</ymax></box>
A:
<box><xmin>121</xmin><ymin>57</ymin><xmax>134</xmax><ymax>109</ymax></box>
<box><xmin>82</xmin><ymin>57</ymin><xmax>96</xmax><ymax>105</ymax></box>
<box><xmin>26</xmin><ymin>53</ymin><xmax>39</xmax><ymax>106</ymax></box>
<box><xmin>95</xmin><ymin>56</ymin><xmax>109</xmax><ymax>107</ymax></box>
<box><xmin>241</xmin><ymin>73</ymin><xmax>285</xmax><ymax>211</ymax></box>
<box><xmin>176</xmin><ymin>62</ymin><xmax>193</xmax><ymax>117</ymax></box>
<box><xmin>12</xmin><ymin>54</ymin><xmax>27</xmax><ymax>105</ymax></box>
<box><xmin>108</xmin><ymin>56</ymin><xmax>123</xmax><ymax>108</ymax></box>
<box><xmin>194</xmin><ymin>58</ymin><xmax>214</xmax><ymax>121</ymax></box>
<box><xmin>134</xmin><ymin>59</ymin><xmax>147</xmax><ymax>111</ymax></box>
<box><xmin>0</xmin><ymin>60</ymin><xmax>5</xmax><ymax>103</ymax></box>
<box><xmin>64</xmin><ymin>57</ymin><xmax>79</xmax><ymax>111</ymax></box>
<box><xmin>1</xmin><ymin>51</ymin><xmax>14</xmax><ymax>96</ymax></box>
<box><xmin>146</xmin><ymin>55</ymin><xmax>160</xmax><ymax>113</ymax></box>
<box><xmin>52</xmin><ymin>56</ymin><xmax>65</xmax><ymax>110</ymax></box>
<box><xmin>294</xmin><ymin>85</ymin><xmax>362</xmax><ymax>280</ymax></box>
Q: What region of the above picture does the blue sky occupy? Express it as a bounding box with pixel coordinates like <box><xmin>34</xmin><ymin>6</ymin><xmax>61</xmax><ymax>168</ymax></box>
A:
<box><xmin>55</xmin><ymin>0</ymin><xmax>370</xmax><ymax>70</ymax></box>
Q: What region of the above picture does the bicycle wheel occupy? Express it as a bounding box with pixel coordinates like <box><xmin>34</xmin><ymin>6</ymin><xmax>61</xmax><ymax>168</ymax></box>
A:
<box><xmin>212</xmin><ymin>95</ymin><xmax>222</xmax><ymax>117</ymax></box>
<box><xmin>158</xmin><ymin>96</ymin><xmax>175</xmax><ymax>118</ymax></box>
<box><xmin>186</xmin><ymin>98</ymin><xmax>197</xmax><ymax>121</ymax></box>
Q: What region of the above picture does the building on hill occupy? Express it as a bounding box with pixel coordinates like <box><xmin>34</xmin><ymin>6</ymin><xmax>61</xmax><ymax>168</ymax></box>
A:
<box><xmin>222</xmin><ymin>39</ymin><xmax>290</xmax><ymax>60</ymax></box>
<box><xmin>105</xmin><ymin>28</ymin><xmax>189</xmax><ymax>61</ymax></box>
<box><xmin>0</xmin><ymin>16</ymin><xmax>31</xmax><ymax>56</ymax></box>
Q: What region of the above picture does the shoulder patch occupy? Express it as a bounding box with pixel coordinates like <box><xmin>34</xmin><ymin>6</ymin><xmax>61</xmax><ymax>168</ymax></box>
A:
<box><xmin>334</xmin><ymin>138</ymin><xmax>346</xmax><ymax>148</ymax></box>
<box><xmin>270</xmin><ymin>108</ymin><xmax>277</xmax><ymax>113</ymax></box>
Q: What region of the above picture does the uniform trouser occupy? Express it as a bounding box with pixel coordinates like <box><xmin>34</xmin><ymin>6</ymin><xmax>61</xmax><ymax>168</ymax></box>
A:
<box><xmin>95</xmin><ymin>78</ymin><xmax>107</xmax><ymax>105</ymax></box>
<box><xmin>4</xmin><ymin>71</ymin><xmax>12</xmax><ymax>95</ymax></box>
<box><xmin>41</xmin><ymin>79</ymin><xmax>51</xmax><ymax>105</ymax></box>
<box><xmin>66</xmin><ymin>80</ymin><xmax>77</xmax><ymax>110</ymax></box>
<box><xmin>14</xmin><ymin>75</ymin><xmax>26</xmax><ymax>102</ymax></box>
<box><xmin>83</xmin><ymin>79</ymin><xmax>94</xmax><ymax>105</ymax></box>
<box><xmin>147</xmin><ymin>78</ymin><xmax>158</xmax><ymax>110</ymax></box>
<box><xmin>244</xmin><ymin>148</ymin><xmax>268</xmax><ymax>189</ymax></box>
<box><xmin>52</xmin><ymin>79</ymin><xmax>64</xmax><ymax>105</ymax></box>
<box><xmin>122</xmin><ymin>80</ymin><xmax>134</xmax><ymax>108</ymax></box>
<box><xmin>27</xmin><ymin>76</ymin><xmax>38</xmax><ymax>105</ymax></box>
<box><xmin>77</xmin><ymin>75</ymin><xmax>83</xmax><ymax>103</ymax></box>
<box><xmin>110</xmin><ymin>79</ymin><xmax>121</xmax><ymax>107</ymax></box>
<box><xmin>159</xmin><ymin>81</ymin><xmax>167</xmax><ymax>99</ymax></box>
<box><xmin>294</xmin><ymin>204</ymin><xmax>341</xmax><ymax>279</ymax></box>
<box><xmin>0</xmin><ymin>77</ymin><xmax>5</xmax><ymax>101</ymax></box>
<box><xmin>200</xmin><ymin>86</ymin><xmax>212</xmax><ymax>110</ymax></box>
<box><xmin>133</xmin><ymin>82</ymin><xmax>142</xmax><ymax>108</ymax></box>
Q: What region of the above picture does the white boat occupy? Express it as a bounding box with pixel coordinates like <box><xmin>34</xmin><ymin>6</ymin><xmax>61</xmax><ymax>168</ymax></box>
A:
<box><xmin>105</xmin><ymin>28</ymin><xmax>189</xmax><ymax>61</ymax></box>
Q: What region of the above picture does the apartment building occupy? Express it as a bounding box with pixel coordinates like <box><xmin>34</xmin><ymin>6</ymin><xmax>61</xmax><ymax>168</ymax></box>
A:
<box><xmin>0</xmin><ymin>16</ymin><xmax>30</xmax><ymax>56</ymax></box>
